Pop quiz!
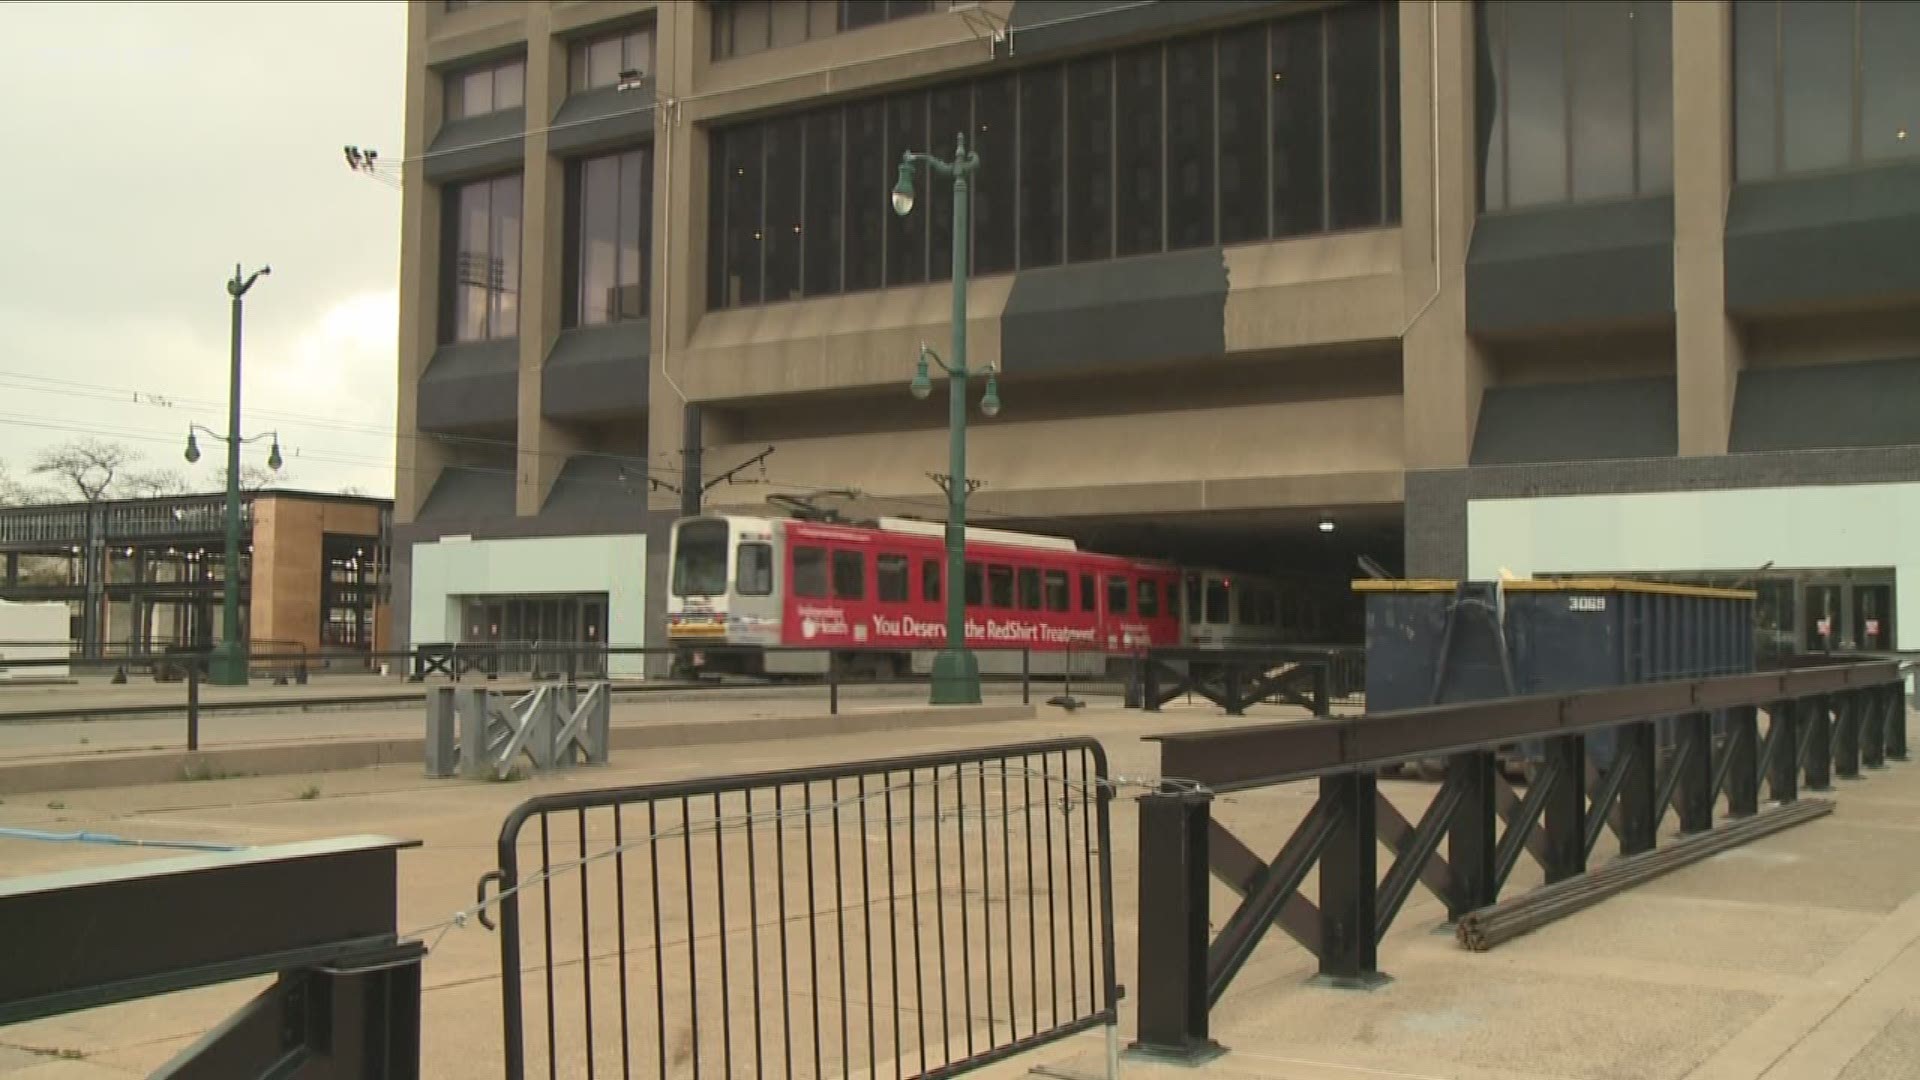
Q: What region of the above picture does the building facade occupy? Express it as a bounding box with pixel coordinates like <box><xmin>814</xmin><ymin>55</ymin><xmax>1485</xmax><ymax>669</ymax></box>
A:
<box><xmin>0</xmin><ymin>491</ymin><xmax>392</xmax><ymax>660</ymax></box>
<box><xmin>396</xmin><ymin>0</ymin><xmax>1920</xmax><ymax>661</ymax></box>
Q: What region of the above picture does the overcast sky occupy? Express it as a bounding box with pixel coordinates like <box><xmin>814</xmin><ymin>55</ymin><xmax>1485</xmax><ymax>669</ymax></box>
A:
<box><xmin>0</xmin><ymin>1</ymin><xmax>406</xmax><ymax>500</ymax></box>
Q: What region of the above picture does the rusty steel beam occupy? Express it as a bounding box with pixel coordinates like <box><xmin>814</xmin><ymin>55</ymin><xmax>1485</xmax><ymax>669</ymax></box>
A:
<box><xmin>1151</xmin><ymin>662</ymin><xmax>1901</xmax><ymax>792</ymax></box>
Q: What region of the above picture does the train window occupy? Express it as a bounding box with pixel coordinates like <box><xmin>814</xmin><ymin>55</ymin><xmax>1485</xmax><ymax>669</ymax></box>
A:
<box><xmin>1044</xmin><ymin>570</ymin><xmax>1070</xmax><ymax>612</ymax></box>
<box><xmin>922</xmin><ymin>559</ymin><xmax>941</xmax><ymax>602</ymax></box>
<box><xmin>736</xmin><ymin>542</ymin><xmax>773</xmax><ymax>596</ymax></box>
<box><xmin>965</xmin><ymin>562</ymin><xmax>984</xmax><ymax>605</ymax></box>
<box><xmin>832</xmin><ymin>550</ymin><xmax>866</xmax><ymax>600</ymax></box>
<box><xmin>1079</xmin><ymin>573</ymin><xmax>1096</xmax><ymax>612</ymax></box>
<box><xmin>793</xmin><ymin>546</ymin><xmax>828</xmax><ymax>598</ymax></box>
<box><xmin>877</xmin><ymin>553</ymin><xmax>909</xmax><ymax>602</ymax></box>
<box><xmin>1186</xmin><ymin>573</ymin><xmax>1202</xmax><ymax>623</ymax></box>
<box><xmin>1107</xmin><ymin>575</ymin><xmax>1130</xmax><ymax>615</ymax></box>
<box><xmin>988</xmin><ymin>564</ymin><xmax>1015</xmax><ymax>608</ymax></box>
<box><xmin>1138</xmin><ymin>578</ymin><xmax>1159</xmax><ymax>617</ymax></box>
<box><xmin>1205</xmin><ymin>579</ymin><xmax>1230</xmax><ymax>624</ymax></box>
<box><xmin>1017</xmin><ymin>567</ymin><xmax>1042</xmax><ymax>610</ymax></box>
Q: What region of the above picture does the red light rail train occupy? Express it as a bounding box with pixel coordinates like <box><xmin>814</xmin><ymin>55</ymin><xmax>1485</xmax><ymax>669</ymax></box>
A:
<box><xmin>665</xmin><ymin>513</ymin><xmax>1318</xmax><ymax>679</ymax></box>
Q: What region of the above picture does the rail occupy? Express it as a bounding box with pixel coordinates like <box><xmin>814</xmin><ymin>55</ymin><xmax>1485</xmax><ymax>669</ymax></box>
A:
<box><xmin>0</xmin><ymin>835</ymin><xmax>423</xmax><ymax>1077</ymax></box>
<box><xmin>485</xmin><ymin>738</ymin><xmax>1119</xmax><ymax>1080</ymax></box>
<box><xmin>1127</xmin><ymin>660</ymin><xmax>1909</xmax><ymax>1061</ymax></box>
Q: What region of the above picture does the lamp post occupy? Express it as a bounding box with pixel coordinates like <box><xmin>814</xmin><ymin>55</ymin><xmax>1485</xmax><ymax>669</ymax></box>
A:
<box><xmin>894</xmin><ymin>134</ymin><xmax>1000</xmax><ymax>706</ymax></box>
<box><xmin>184</xmin><ymin>263</ymin><xmax>282</xmax><ymax>686</ymax></box>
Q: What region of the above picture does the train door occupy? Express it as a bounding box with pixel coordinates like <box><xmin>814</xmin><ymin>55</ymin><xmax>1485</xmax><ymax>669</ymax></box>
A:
<box><xmin>729</xmin><ymin>522</ymin><xmax>781</xmax><ymax>646</ymax></box>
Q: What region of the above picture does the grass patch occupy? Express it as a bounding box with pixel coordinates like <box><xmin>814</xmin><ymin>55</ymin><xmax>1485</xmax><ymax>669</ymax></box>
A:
<box><xmin>179</xmin><ymin>761</ymin><xmax>248</xmax><ymax>782</ymax></box>
<box><xmin>297</xmin><ymin>784</ymin><xmax>321</xmax><ymax>801</ymax></box>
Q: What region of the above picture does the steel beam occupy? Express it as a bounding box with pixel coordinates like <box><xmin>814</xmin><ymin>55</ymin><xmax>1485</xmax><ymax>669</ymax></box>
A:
<box><xmin>1863</xmin><ymin>688</ymin><xmax>1888</xmax><ymax>770</ymax></box>
<box><xmin>1314</xmin><ymin>772</ymin><xmax>1387</xmax><ymax>989</ymax></box>
<box><xmin>1725</xmin><ymin>705</ymin><xmax>1761</xmax><ymax>817</ymax></box>
<box><xmin>1445</xmin><ymin>750</ymin><xmax>1498</xmax><ymax>921</ymax></box>
<box><xmin>1889</xmin><ymin>682</ymin><xmax>1910</xmax><ymax>761</ymax></box>
<box><xmin>1129</xmin><ymin>787</ymin><xmax>1224</xmax><ymax>1063</ymax></box>
<box><xmin>1541</xmin><ymin>735</ymin><xmax>1587</xmax><ymax>883</ymax></box>
<box><xmin>1675</xmin><ymin>712</ymin><xmax>1715</xmax><ymax>835</ymax></box>
<box><xmin>1768</xmin><ymin>701</ymin><xmax>1800</xmax><ymax>805</ymax></box>
<box><xmin>1616</xmin><ymin>722</ymin><xmax>1658</xmax><ymax>856</ymax></box>
<box><xmin>1806</xmin><ymin>696</ymin><xmax>1835</xmax><ymax>792</ymax></box>
<box><xmin>1835</xmin><ymin>691</ymin><xmax>1863</xmax><ymax>780</ymax></box>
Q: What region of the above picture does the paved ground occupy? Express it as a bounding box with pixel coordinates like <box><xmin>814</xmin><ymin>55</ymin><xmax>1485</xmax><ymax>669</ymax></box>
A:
<box><xmin>1</xmin><ymin>700</ymin><xmax>1917</xmax><ymax>1080</ymax></box>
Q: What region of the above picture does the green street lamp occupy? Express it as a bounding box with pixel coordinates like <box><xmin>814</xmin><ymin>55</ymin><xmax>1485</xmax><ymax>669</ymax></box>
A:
<box><xmin>894</xmin><ymin>134</ymin><xmax>998</xmax><ymax>706</ymax></box>
<box><xmin>183</xmin><ymin>263</ymin><xmax>281</xmax><ymax>686</ymax></box>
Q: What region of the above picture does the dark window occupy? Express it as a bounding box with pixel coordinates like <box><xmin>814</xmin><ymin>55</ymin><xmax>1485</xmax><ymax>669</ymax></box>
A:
<box><xmin>1272</xmin><ymin>15</ymin><xmax>1326</xmax><ymax>236</ymax></box>
<box><xmin>988</xmin><ymin>564</ymin><xmax>1015</xmax><ymax>608</ymax></box>
<box><xmin>1017</xmin><ymin>567</ymin><xmax>1042</xmax><ymax>610</ymax></box>
<box><xmin>841</xmin><ymin>0</ymin><xmax>888</xmax><ymax>30</ymax></box>
<box><xmin>757</xmin><ymin>117</ymin><xmax>804</xmax><ymax>303</ymax></box>
<box><xmin>713</xmin><ymin>0</ymin><xmax>771</xmax><ymax>58</ymax></box>
<box><xmin>446</xmin><ymin>56</ymin><xmax>524</xmax><ymax>120</ymax></box>
<box><xmin>972</xmin><ymin>74</ymin><xmax>1018</xmax><ymax>274</ymax></box>
<box><xmin>1479</xmin><ymin>1</ymin><xmax>1671</xmax><ymax>210</ymax></box>
<box><xmin>1115</xmin><ymin>44</ymin><xmax>1164</xmax><ymax>257</ymax></box>
<box><xmin>1106</xmin><ymin>575</ymin><xmax>1130</xmax><ymax>615</ymax></box>
<box><xmin>1044</xmin><ymin>570</ymin><xmax>1070</xmax><ymax>612</ymax></box>
<box><xmin>736</xmin><ymin>542</ymin><xmax>773</xmax><ymax>595</ymax></box>
<box><xmin>1137</xmin><ymin>578</ymin><xmax>1160</xmax><ymax>618</ymax></box>
<box><xmin>877</xmin><ymin>553</ymin><xmax>909</xmax><ymax>601</ymax></box>
<box><xmin>832</xmin><ymin>549</ymin><xmax>866</xmax><ymax>600</ymax></box>
<box><xmin>1781</xmin><ymin>0</ymin><xmax>1853</xmax><ymax>174</ymax></box>
<box><xmin>794</xmin><ymin>546</ymin><xmax>828</xmax><ymax>598</ymax></box>
<box><xmin>1217</xmin><ymin>24</ymin><xmax>1269</xmax><ymax>245</ymax></box>
<box><xmin>672</xmin><ymin>519</ymin><xmax>729</xmax><ymax>596</ymax></box>
<box><xmin>885</xmin><ymin>92</ymin><xmax>929</xmax><ymax>286</ymax></box>
<box><xmin>569</xmin><ymin>24</ymin><xmax>653</xmax><ymax>93</ymax></box>
<box><xmin>965</xmin><ymin>561</ymin><xmax>983</xmax><ymax>605</ymax></box>
<box><xmin>721</xmin><ymin>125</ymin><xmax>763</xmax><ymax>306</ymax></box>
<box><xmin>1066</xmin><ymin>55</ymin><xmax>1114</xmax><ymax>263</ymax></box>
<box><xmin>927</xmin><ymin>85</ymin><xmax>970</xmax><ymax>281</ymax></box>
<box><xmin>1166</xmin><ymin>37</ymin><xmax>1215</xmax><ymax>249</ymax></box>
<box><xmin>1205</xmin><ymin>579</ymin><xmax>1230</xmax><ymax>625</ymax></box>
<box><xmin>803</xmin><ymin>110</ymin><xmax>844</xmax><ymax>297</ymax></box>
<box><xmin>712</xmin><ymin>0</ymin><xmax>931</xmax><ymax>60</ymax></box>
<box><xmin>922</xmin><ymin>558</ymin><xmax>941</xmax><ymax>602</ymax></box>
<box><xmin>1861</xmin><ymin>2</ymin><xmax>1920</xmax><ymax>166</ymax></box>
<box><xmin>1079</xmin><ymin>573</ymin><xmax>1096</xmax><ymax>612</ymax></box>
<box><xmin>1326</xmin><ymin>0</ymin><xmax>1385</xmax><ymax>228</ymax></box>
<box><xmin>843</xmin><ymin>101</ymin><xmax>887</xmax><ymax>292</ymax></box>
<box><xmin>569</xmin><ymin>148</ymin><xmax>650</xmax><ymax>328</ymax></box>
<box><xmin>1018</xmin><ymin>65</ymin><xmax>1065</xmax><ymax>269</ymax></box>
<box><xmin>445</xmin><ymin>173</ymin><xmax>522</xmax><ymax>342</ymax></box>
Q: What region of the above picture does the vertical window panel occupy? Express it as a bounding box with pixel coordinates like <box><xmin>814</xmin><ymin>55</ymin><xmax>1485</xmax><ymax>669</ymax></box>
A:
<box><xmin>625</xmin><ymin>148</ymin><xmax>651</xmax><ymax>318</ymax></box>
<box><xmin>971</xmin><ymin>74</ymin><xmax>1018</xmax><ymax>275</ymax></box>
<box><xmin>885</xmin><ymin>92</ymin><xmax>930</xmax><ymax>286</ymax></box>
<box><xmin>1166</xmin><ymin>37</ymin><xmax>1215</xmax><ymax>249</ymax></box>
<box><xmin>1503</xmin><ymin>1</ymin><xmax>1568</xmax><ymax>207</ymax></box>
<box><xmin>1635</xmin><ymin>1</ymin><xmax>1673</xmax><ymax>193</ymax></box>
<box><xmin>1478</xmin><ymin>1</ymin><xmax>1508</xmax><ymax>210</ymax></box>
<box><xmin>724</xmin><ymin>124</ymin><xmax>764</xmax><ymax>306</ymax></box>
<box><xmin>842</xmin><ymin>0</ymin><xmax>888</xmax><ymax>30</ymax></box>
<box><xmin>1216</xmin><ymin>23</ymin><xmax>1269</xmax><ymax>245</ymax></box>
<box><xmin>578</xmin><ymin>155</ymin><xmax>619</xmax><ymax>325</ymax></box>
<box><xmin>1115</xmin><ymin>44</ymin><xmax>1164</xmax><ymax>257</ymax></box>
<box><xmin>1860</xmin><ymin>1</ymin><xmax>1920</xmax><ymax>163</ymax></box>
<box><xmin>489</xmin><ymin>174</ymin><xmax>522</xmax><ymax>337</ymax></box>
<box><xmin>802</xmin><ymin>110</ymin><xmax>844</xmax><ymax>297</ymax></box>
<box><xmin>586</xmin><ymin>36</ymin><xmax>621</xmax><ymax>90</ymax></box>
<box><xmin>1568</xmin><ymin>2</ymin><xmax>1635</xmax><ymax>201</ymax></box>
<box><xmin>708</xmin><ymin>130</ymin><xmax>730</xmax><ymax>308</ymax></box>
<box><xmin>1384</xmin><ymin>5</ymin><xmax>1401</xmax><ymax>223</ymax></box>
<box><xmin>1018</xmin><ymin>65</ymin><xmax>1065</xmax><ymax>269</ymax></box>
<box><xmin>764</xmin><ymin>115</ymin><xmax>805</xmax><ymax>301</ymax></box>
<box><xmin>453</xmin><ymin>182</ymin><xmax>490</xmax><ymax>340</ymax></box>
<box><xmin>771</xmin><ymin>0</ymin><xmax>810</xmax><ymax>47</ymax></box>
<box><xmin>1272</xmin><ymin>13</ymin><xmax>1326</xmax><ymax>236</ymax></box>
<box><xmin>1326</xmin><ymin>0</ymin><xmax>1386</xmax><ymax>228</ymax></box>
<box><xmin>1733</xmin><ymin>0</ymin><xmax>1778</xmax><ymax>181</ymax></box>
<box><xmin>927</xmin><ymin>85</ymin><xmax>971</xmax><ymax>281</ymax></box>
<box><xmin>843</xmin><ymin>100</ymin><xmax>887</xmax><ymax>291</ymax></box>
<box><xmin>494</xmin><ymin>60</ymin><xmax>523</xmax><ymax>110</ymax></box>
<box><xmin>1779</xmin><ymin>0</ymin><xmax>1851</xmax><ymax>174</ymax></box>
<box><xmin>1066</xmin><ymin>54</ymin><xmax>1114</xmax><ymax>263</ymax></box>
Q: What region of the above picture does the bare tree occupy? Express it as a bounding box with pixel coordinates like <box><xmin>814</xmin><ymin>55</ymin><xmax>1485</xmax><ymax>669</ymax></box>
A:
<box><xmin>0</xmin><ymin>460</ymin><xmax>40</xmax><ymax>506</ymax></box>
<box><xmin>120</xmin><ymin>468</ymin><xmax>196</xmax><ymax>498</ymax></box>
<box><xmin>32</xmin><ymin>439</ymin><xmax>140</xmax><ymax>502</ymax></box>
<box><xmin>214</xmin><ymin>463</ymin><xmax>290</xmax><ymax>491</ymax></box>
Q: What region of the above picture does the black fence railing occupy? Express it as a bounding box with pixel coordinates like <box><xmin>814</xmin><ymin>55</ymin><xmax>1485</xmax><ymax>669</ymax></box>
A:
<box><xmin>1128</xmin><ymin>660</ymin><xmax>1910</xmax><ymax>1061</ymax></box>
<box><xmin>484</xmin><ymin>738</ymin><xmax>1119</xmax><ymax>1080</ymax></box>
<box><xmin>1125</xmin><ymin>645</ymin><xmax>1363</xmax><ymax>716</ymax></box>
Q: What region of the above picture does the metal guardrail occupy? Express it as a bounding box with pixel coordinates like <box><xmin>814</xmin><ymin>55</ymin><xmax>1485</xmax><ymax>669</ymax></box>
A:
<box><xmin>483</xmin><ymin>738</ymin><xmax>1120</xmax><ymax>1080</ymax></box>
<box><xmin>0</xmin><ymin>835</ymin><xmax>423</xmax><ymax>1077</ymax></box>
<box><xmin>1128</xmin><ymin>660</ymin><xmax>1909</xmax><ymax>1061</ymax></box>
<box><xmin>424</xmin><ymin>683</ymin><xmax>610</xmax><ymax>780</ymax></box>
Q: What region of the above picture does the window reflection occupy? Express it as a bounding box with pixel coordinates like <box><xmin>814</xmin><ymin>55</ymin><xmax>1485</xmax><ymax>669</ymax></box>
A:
<box><xmin>570</xmin><ymin>149</ymin><xmax>650</xmax><ymax>327</ymax></box>
<box><xmin>568</xmin><ymin>25</ymin><xmax>654</xmax><ymax>93</ymax></box>
<box><xmin>445</xmin><ymin>56</ymin><xmax>524</xmax><ymax>121</ymax></box>
<box><xmin>447</xmin><ymin>173</ymin><xmax>522</xmax><ymax>342</ymax></box>
<box><xmin>1735</xmin><ymin>0</ymin><xmax>1920</xmax><ymax>181</ymax></box>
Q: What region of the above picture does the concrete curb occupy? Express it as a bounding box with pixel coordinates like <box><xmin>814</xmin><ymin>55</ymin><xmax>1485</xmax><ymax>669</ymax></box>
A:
<box><xmin>0</xmin><ymin>704</ymin><xmax>1038</xmax><ymax>795</ymax></box>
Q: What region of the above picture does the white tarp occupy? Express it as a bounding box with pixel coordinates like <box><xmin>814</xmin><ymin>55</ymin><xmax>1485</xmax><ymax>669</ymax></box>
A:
<box><xmin>0</xmin><ymin>599</ymin><xmax>69</xmax><ymax>680</ymax></box>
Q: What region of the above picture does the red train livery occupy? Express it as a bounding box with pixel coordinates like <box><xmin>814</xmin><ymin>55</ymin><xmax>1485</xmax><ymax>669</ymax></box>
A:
<box><xmin>666</xmin><ymin>514</ymin><xmax>1181</xmax><ymax>676</ymax></box>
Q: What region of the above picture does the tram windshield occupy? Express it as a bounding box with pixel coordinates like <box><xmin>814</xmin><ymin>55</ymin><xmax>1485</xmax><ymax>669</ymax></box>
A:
<box><xmin>671</xmin><ymin>520</ymin><xmax>730</xmax><ymax>597</ymax></box>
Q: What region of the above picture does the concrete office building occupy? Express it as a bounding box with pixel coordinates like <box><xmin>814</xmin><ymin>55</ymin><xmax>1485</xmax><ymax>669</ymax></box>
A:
<box><xmin>395</xmin><ymin>0</ymin><xmax>1920</xmax><ymax>667</ymax></box>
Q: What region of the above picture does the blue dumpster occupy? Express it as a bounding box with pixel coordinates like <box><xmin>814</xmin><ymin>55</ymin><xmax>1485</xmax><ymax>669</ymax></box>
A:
<box><xmin>1355</xmin><ymin>578</ymin><xmax>1756</xmax><ymax>771</ymax></box>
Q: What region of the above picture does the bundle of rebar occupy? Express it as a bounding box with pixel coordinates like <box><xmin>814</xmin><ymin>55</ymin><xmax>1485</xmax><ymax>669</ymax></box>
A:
<box><xmin>1455</xmin><ymin>798</ymin><xmax>1834</xmax><ymax>951</ymax></box>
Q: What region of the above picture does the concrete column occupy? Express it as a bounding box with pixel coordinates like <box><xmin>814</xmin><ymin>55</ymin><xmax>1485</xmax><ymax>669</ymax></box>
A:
<box><xmin>1673</xmin><ymin>0</ymin><xmax>1742</xmax><ymax>456</ymax></box>
<box><xmin>395</xmin><ymin>1</ymin><xmax>451</xmax><ymax>523</ymax></box>
<box><xmin>517</xmin><ymin>6</ymin><xmax>583</xmax><ymax>516</ymax></box>
<box><xmin>646</xmin><ymin>0</ymin><xmax>710</xmax><ymax>516</ymax></box>
<box><xmin>1400</xmin><ymin>0</ymin><xmax>1488</xmax><ymax>470</ymax></box>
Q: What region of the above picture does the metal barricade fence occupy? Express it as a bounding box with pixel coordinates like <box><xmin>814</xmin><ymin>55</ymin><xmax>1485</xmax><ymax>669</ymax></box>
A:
<box><xmin>486</xmin><ymin>738</ymin><xmax>1119</xmax><ymax>1080</ymax></box>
